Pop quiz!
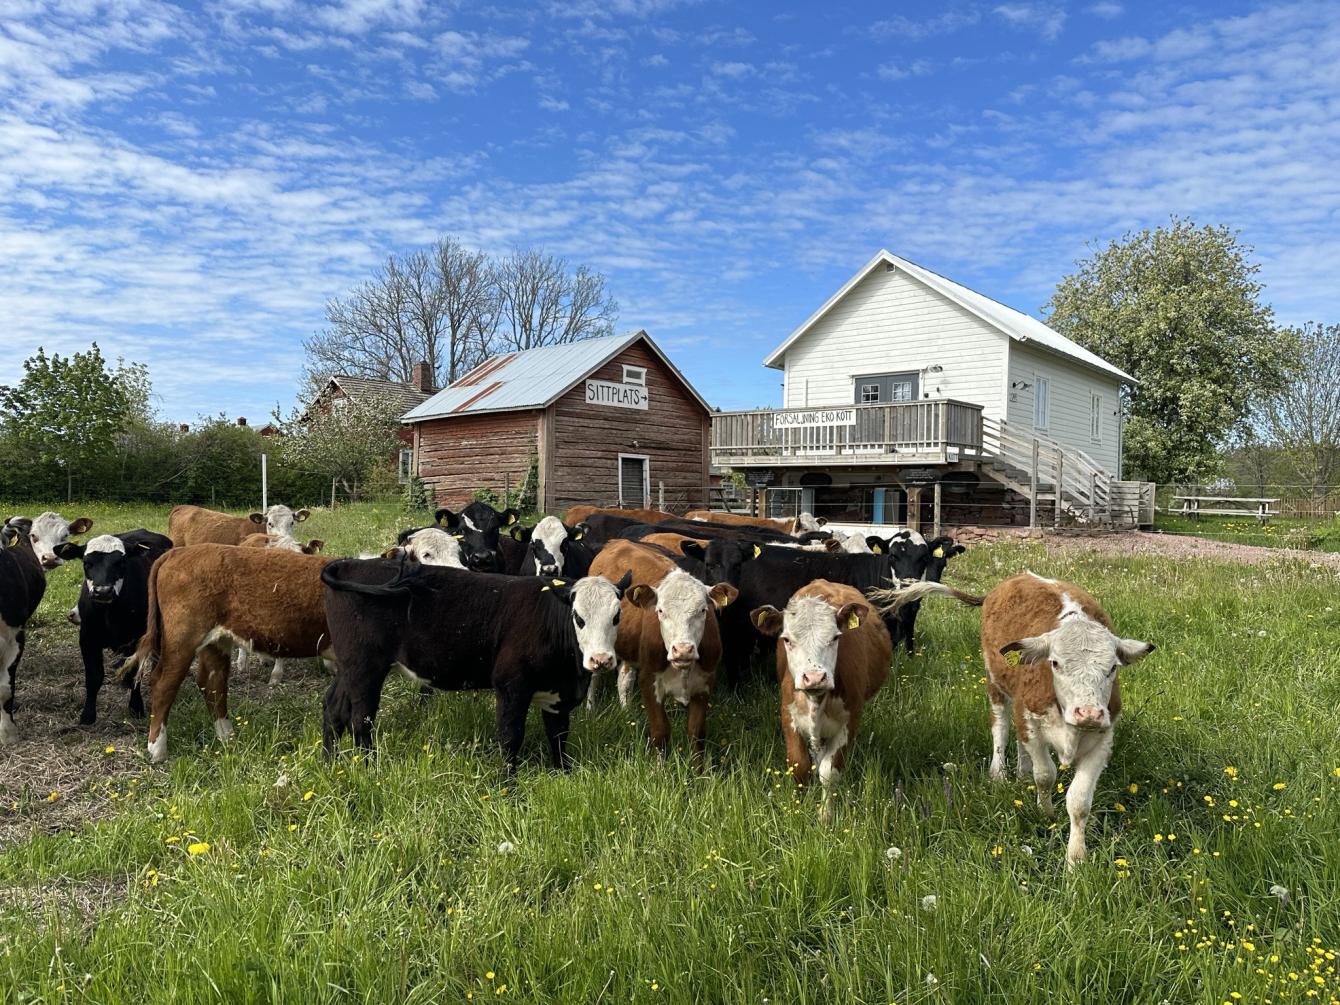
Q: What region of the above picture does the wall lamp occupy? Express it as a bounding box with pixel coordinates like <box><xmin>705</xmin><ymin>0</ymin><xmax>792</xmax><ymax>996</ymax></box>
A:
<box><xmin>1011</xmin><ymin>380</ymin><xmax>1033</xmax><ymax>391</ymax></box>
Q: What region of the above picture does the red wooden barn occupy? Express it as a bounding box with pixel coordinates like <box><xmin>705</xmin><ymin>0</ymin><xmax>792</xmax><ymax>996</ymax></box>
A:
<box><xmin>402</xmin><ymin>331</ymin><xmax>712</xmax><ymax>513</ymax></box>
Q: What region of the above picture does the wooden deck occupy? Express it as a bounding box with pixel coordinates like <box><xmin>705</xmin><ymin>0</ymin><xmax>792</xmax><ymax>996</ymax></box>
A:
<box><xmin>710</xmin><ymin>399</ymin><xmax>986</xmax><ymax>467</ymax></box>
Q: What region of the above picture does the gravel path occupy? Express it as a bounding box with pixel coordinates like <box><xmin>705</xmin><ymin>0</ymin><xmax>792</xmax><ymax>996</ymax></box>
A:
<box><xmin>1046</xmin><ymin>530</ymin><xmax>1340</xmax><ymax>569</ymax></box>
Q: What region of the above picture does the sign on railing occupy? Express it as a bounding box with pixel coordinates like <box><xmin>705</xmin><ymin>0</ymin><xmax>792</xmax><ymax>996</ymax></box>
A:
<box><xmin>772</xmin><ymin>408</ymin><xmax>857</xmax><ymax>429</ymax></box>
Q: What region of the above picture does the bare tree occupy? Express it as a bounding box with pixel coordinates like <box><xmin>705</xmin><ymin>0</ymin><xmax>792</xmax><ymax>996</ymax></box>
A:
<box><xmin>494</xmin><ymin>248</ymin><xmax>618</xmax><ymax>352</ymax></box>
<box><xmin>1266</xmin><ymin>322</ymin><xmax>1340</xmax><ymax>494</ymax></box>
<box><xmin>431</xmin><ymin>237</ymin><xmax>497</xmax><ymax>381</ymax></box>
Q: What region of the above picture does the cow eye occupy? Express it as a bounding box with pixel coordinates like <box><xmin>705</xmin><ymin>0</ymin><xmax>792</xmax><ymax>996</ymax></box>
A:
<box><xmin>1107</xmin><ymin>663</ymin><xmax>1118</xmax><ymax>677</ymax></box>
<box><xmin>612</xmin><ymin>611</ymin><xmax>620</xmax><ymax>625</ymax></box>
<box><xmin>574</xmin><ymin>613</ymin><xmax>586</xmax><ymax>629</ymax></box>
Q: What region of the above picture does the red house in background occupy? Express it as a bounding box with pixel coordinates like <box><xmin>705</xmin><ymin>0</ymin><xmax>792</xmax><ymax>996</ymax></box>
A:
<box><xmin>307</xmin><ymin>363</ymin><xmax>437</xmax><ymax>481</ymax></box>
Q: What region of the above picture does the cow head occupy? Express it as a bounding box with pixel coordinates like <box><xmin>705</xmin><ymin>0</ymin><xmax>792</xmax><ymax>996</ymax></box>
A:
<box><xmin>54</xmin><ymin>534</ymin><xmax>139</xmax><ymax>604</ymax></box>
<box><xmin>434</xmin><ymin>502</ymin><xmax>517</xmax><ymax>572</ymax></box>
<box><xmin>544</xmin><ymin>571</ymin><xmax>632</xmax><ymax>673</ymax></box>
<box><xmin>751</xmin><ymin>595</ymin><xmax>869</xmax><ymax>694</ymax></box>
<box><xmin>922</xmin><ymin>536</ymin><xmax>967</xmax><ymax>582</ymax></box>
<box><xmin>17</xmin><ymin>512</ymin><xmax>94</xmax><ymax>569</ymax></box>
<box><xmin>1001</xmin><ymin>622</ymin><xmax>1154</xmax><ymax>731</ymax></box>
<box><xmin>385</xmin><ymin>527</ymin><xmax>465</xmax><ymax>568</ymax></box>
<box><xmin>248</xmin><ymin>505</ymin><xmax>310</xmax><ymax>538</ymax></box>
<box><xmin>628</xmin><ymin>569</ymin><xmax>737</xmax><ymax>669</ymax></box>
<box><xmin>528</xmin><ymin>515</ymin><xmax>569</xmax><ymax>576</ymax></box>
<box><xmin>700</xmin><ymin>538</ymin><xmax>761</xmax><ymax>586</ymax></box>
<box><xmin>793</xmin><ymin>512</ymin><xmax>828</xmax><ymax>533</ymax></box>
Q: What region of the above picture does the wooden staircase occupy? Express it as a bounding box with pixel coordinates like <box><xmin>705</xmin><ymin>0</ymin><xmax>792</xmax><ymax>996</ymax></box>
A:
<box><xmin>980</xmin><ymin>417</ymin><xmax>1116</xmax><ymax>526</ymax></box>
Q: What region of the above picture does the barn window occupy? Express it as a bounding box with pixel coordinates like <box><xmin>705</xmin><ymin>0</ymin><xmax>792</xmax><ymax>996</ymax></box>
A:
<box><xmin>622</xmin><ymin>365</ymin><xmax>647</xmax><ymax>386</ymax></box>
<box><xmin>860</xmin><ymin>383</ymin><xmax>880</xmax><ymax>403</ymax></box>
<box><xmin>1090</xmin><ymin>394</ymin><xmax>1102</xmax><ymax>442</ymax></box>
<box><xmin>398</xmin><ymin>448</ymin><xmax>413</xmax><ymax>483</ymax></box>
<box><xmin>1034</xmin><ymin>376</ymin><xmax>1050</xmax><ymax>430</ymax></box>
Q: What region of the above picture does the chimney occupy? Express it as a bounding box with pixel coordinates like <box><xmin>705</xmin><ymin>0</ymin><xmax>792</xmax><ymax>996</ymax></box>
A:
<box><xmin>237</xmin><ymin>416</ymin><xmax>247</xmax><ymax>426</ymax></box>
<box><xmin>412</xmin><ymin>361</ymin><xmax>436</xmax><ymax>394</ymax></box>
<box><xmin>178</xmin><ymin>423</ymin><xmax>189</xmax><ymax>433</ymax></box>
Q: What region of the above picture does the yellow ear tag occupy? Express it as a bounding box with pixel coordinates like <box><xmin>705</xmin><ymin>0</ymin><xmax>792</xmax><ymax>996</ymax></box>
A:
<box><xmin>872</xmin><ymin>545</ymin><xmax>882</xmax><ymax>554</ymax></box>
<box><xmin>752</xmin><ymin>544</ymin><xmax>762</xmax><ymax>558</ymax></box>
<box><xmin>846</xmin><ymin>612</ymin><xmax>860</xmax><ymax>630</ymax></box>
<box><xmin>1004</xmin><ymin>649</ymin><xmax>1022</xmax><ymax>666</ymax></box>
<box><xmin>552</xmin><ymin>579</ymin><xmax>565</xmax><ymax>587</ymax></box>
<box><xmin>507</xmin><ymin>514</ymin><xmax>518</xmax><ymax>525</ymax></box>
<box><xmin>540</xmin><ymin>586</ymin><xmax>551</xmax><ymax>592</ymax></box>
<box><xmin>574</xmin><ymin>531</ymin><xmax>583</xmax><ymax>540</ymax></box>
<box><xmin>933</xmin><ymin>546</ymin><xmax>945</xmax><ymax>558</ymax></box>
<box><xmin>715</xmin><ymin>593</ymin><xmax>732</xmax><ymax>609</ymax></box>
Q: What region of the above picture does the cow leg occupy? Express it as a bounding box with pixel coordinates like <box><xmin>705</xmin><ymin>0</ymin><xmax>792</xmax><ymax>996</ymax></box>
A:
<box><xmin>0</xmin><ymin>631</ymin><xmax>22</xmax><ymax>746</ymax></box>
<box><xmin>348</xmin><ymin>667</ymin><xmax>390</xmax><ymax>753</ymax></box>
<box><xmin>1064</xmin><ymin>731</ymin><xmax>1114</xmax><ymax>868</ymax></box>
<box><xmin>540</xmin><ymin>704</ymin><xmax>573</xmax><ymax>771</ymax></box>
<box><xmin>988</xmin><ymin>685</ymin><xmax>1011</xmax><ymax>781</ymax></box>
<box><xmin>78</xmin><ymin>635</ymin><xmax>105</xmax><ymax>726</ymax></box>
<box><xmin>146</xmin><ymin>638</ymin><xmax>194</xmax><ymax>763</ymax></box>
<box><xmin>641</xmin><ymin>673</ymin><xmax>671</xmax><ymax>757</ymax></box>
<box><xmin>616</xmin><ymin>661</ymin><xmax>639</xmax><ymax>709</ymax></box>
<box><xmin>1028</xmin><ymin>737</ymin><xmax>1056</xmax><ymax>817</ymax></box>
<box><xmin>1015</xmin><ymin>739</ymin><xmax>1034</xmax><ymax>780</ymax></box>
<box><xmin>783</xmin><ymin>714</ymin><xmax>813</xmax><ymax>787</ymax></box>
<box><xmin>268</xmin><ymin>658</ymin><xmax>286</xmax><ymax>686</ymax></box>
<box><xmin>818</xmin><ymin>708</ymin><xmax>860</xmax><ymax>824</ymax></box>
<box><xmin>197</xmin><ymin>645</ymin><xmax>234</xmax><ymax>742</ymax></box>
<box><xmin>114</xmin><ymin>646</ymin><xmax>147</xmax><ymax>719</ymax></box>
<box><xmin>494</xmin><ymin>678</ymin><xmax>530</xmax><ymax>774</ymax></box>
<box><xmin>584</xmin><ymin>669</ymin><xmax>603</xmax><ymax>711</ymax></box>
<box><xmin>686</xmin><ymin>691</ymin><xmax>710</xmax><ymax>770</ymax></box>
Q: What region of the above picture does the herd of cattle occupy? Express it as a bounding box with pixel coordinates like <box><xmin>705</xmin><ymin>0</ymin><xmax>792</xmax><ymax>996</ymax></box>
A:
<box><xmin>0</xmin><ymin>499</ymin><xmax>1154</xmax><ymax>865</ymax></box>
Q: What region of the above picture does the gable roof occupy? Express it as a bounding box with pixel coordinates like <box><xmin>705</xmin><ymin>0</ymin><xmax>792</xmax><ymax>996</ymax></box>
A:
<box><xmin>329</xmin><ymin>375</ymin><xmax>433</xmax><ymax>414</ymax></box>
<box><xmin>402</xmin><ymin>330</ymin><xmax>711</xmax><ymax>422</ymax></box>
<box><xmin>762</xmin><ymin>249</ymin><xmax>1136</xmax><ymax>384</ymax></box>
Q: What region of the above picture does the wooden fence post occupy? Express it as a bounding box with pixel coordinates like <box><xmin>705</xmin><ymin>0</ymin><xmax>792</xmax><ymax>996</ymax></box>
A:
<box><xmin>1053</xmin><ymin>449</ymin><xmax>1065</xmax><ymax>530</ymax></box>
<box><xmin>1030</xmin><ymin>438</ymin><xmax>1039</xmax><ymax>529</ymax></box>
<box><xmin>932</xmin><ymin>481</ymin><xmax>942</xmax><ymax>538</ymax></box>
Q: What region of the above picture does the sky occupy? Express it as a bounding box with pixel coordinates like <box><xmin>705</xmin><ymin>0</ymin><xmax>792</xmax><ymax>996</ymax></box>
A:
<box><xmin>2</xmin><ymin>0</ymin><xmax>1339</xmax><ymax>422</ymax></box>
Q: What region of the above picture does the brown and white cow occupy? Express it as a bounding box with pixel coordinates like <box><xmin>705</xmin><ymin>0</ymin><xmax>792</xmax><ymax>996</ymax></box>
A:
<box><xmin>168</xmin><ymin>504</ymin><xmax>310</xmax><ymax>547</ymax></box>
<box><xmin>121</xmin><ymin>544</ymin><xmax>337</xmax><ymax>762</ymax></box>
<box><xmin>879</xmin><ymin>573</ymin><xmax>1154</xmax><ymax>866</ymax></box>
<box><xmin>240</xmin><ymin>532</ymin><xmax>324</xmax><ymax>554</ymax></box>
<box><xmin>588</xmin><ymin>539</ymin><xmax>736</xmax><ymax>763</ymax></box>
<box><xmin>751</xmin><ymin>580</ymin><xmax>891</xmax><ymax>819</ymax></box>
<box><xmin>563</xmin><ymin>505</ymin><xmax>676</xmax><ymax>526</ymax></box>
<box><xmin>683</xmin><ymin>510</ymin><xmax>827</xmax><ymax>535</ymax></box>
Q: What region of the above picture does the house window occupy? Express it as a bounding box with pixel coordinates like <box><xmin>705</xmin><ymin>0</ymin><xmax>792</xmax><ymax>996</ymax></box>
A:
<box><xmin>622</xmin><ymin>365</ymin><xmax>646</xmax><ymax>386</ymax></box>
<box><xmin>1034</xmin><ymin>376</ymin><xmax>1050</xmax><ymax>430</ymax></box>
<box><xmin>398</xmin><ymin>448</ymin><xmax>413</xmax><ymax>484</ymax></box>
<box><xmin>854</xmin><ymin>371</ymin><xmax>919</xmax><ymax>406</ymax></box>
<box><xmin>888</xmin><ymin>380</ymin><xmax>914</xmax><ymax>402</ymax></box>
<box><xmin>860</xmin><ymin>383</ymin><xmax>880</xmax><ymax>403</ymax></box>
<box><xmin>1090</xmin><ymin>394</ymin><xmax>1102</xmax><ymax>442</ymax></box>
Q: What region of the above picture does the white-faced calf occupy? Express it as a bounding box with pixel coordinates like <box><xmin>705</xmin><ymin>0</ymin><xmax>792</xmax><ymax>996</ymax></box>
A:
<box><xmin>168</xmin><ymin>504</ymin><xmax>310</xmax><ymax>547</ymax></box>
<box><xmin>879</xmin><ymin>573</ymin><xmax>1154</xmax><ymax>866</ymax></box>
<box><xmin>752</xmin><ymin>580</ymin><xmax>891</xmax><ymax>818</ymax></box>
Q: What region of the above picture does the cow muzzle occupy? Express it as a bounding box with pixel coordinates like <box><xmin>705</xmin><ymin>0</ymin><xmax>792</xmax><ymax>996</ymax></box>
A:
<box><xmin>668</xmin><ymin>642</ymin><xmax>698</xmax><ymax>668</ymax></box>
<box><xmin>40</xmin><ymin>556</ymin><xmax>61</xmax><ymax>570</ymax></box>
<box><xmin>798</xmin><ymin>670</ymin><xmax>833</xmax><ymax>694</ymax></box>
<box><xmin>89</xmin><ymin>588</ymin><xmax>116</xmax><ymax>604</ymax></box>
<box><xmin>466</xmin><ymin>551</ymin><xmax>497</xmax><ymax>571</ymax></box>
<box><xmin>1068</xmin><ymin>705</ymin><xmax>1108</xmax><ymax>730</ymax></box>
<box><xmin>586</xmin><ymin>652</ymin><xmax>616</xmax><ymax>673</ymax></box>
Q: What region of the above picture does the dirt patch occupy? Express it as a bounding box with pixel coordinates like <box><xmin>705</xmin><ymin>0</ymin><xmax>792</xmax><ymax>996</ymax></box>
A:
<box><xmin>1041</xmin><ymin>530</ymin><xmax>1340</xmax><ymax>570</ymax></box>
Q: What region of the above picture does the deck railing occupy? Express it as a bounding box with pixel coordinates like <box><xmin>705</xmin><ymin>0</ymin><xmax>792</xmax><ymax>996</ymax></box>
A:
<box><xmin>710</xmin><ymin>399</ymin><xmax>985</xmax><ymax>466</ymax></box>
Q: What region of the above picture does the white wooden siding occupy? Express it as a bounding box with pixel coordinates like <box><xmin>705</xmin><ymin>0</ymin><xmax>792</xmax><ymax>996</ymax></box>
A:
<box><xmin>1005</xmin><ymin>342</ymin><xmax>1123</xmax><ymax>475</ymax></box>
<box><xmin>781</xmin><ymin>266</ymin><xmax>1008</xmax><ymax>419</ymax></box>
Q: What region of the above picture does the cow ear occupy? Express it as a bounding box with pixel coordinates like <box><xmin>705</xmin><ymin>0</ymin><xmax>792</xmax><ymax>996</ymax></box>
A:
<box><xmin>816</xmin><ymin>516</ymin><xmax>828</xmax><ymax>527</ymax></box>
<box><xmin>708</xmin><ymin>583</ymin><xmax>738</xmax><ymax>610</ymax></box>
<box><xmin>835</xmin><ymin>602</ymin><xmax>868</xmax><ymax>633</ymax></box>
<box><xmin>54</xmin><ymin>542</ymin><xmax>86</xmax><ymax>560</ymax></box>
<box><xmin>249</xmin><ymin>513</ymin><xmax>265</xmax><ymax>524</ymax></box>
<box><xmin>949</xmin><ymin>543</ymin><xmax>967</xmax><ymax>557</ymax></box>
<box><xmin>1000</xmin><ymin>635</ymin><xmax>1052</xmax><ymax>665</ymax></box>
<box><xmin>381</xmin><ymin>546</ymin><xmax>402</xmax><ymax>559</ymax></box>
<box><xmin>823</xmin><ymin>538</ymin><xmax>842</xmax><ymax>552</ymax></box>
<box><xmin>570</xmin><ymin>522</ymin><xmax>590</xmax><ymax>541</ymax></box>
<box><xmin>1116</xmin><ymin>638</ymin><xmax>1155</xmax><ymax>665</ymax></box>
<box><xmin>304</xmin><ymin>539</ymin><xmax>325</xmax><ymax>554</ymax></box>
<box><xmin>435</xmin><ymin>508</ymin><xmax>457</xmax><ymax>528</ymax></box>
<box><xmin>680</xmin><ymin>541</ymin><xmax>705</xmax><ymax>561</ymax></box>
<box><xmin>540</xmin><ymin>578</ymin><xmax>572</xmax><ymax>604</ymax></box>
<box><xmin>68</xmin><ymin>517</ymin><xmax>94</xmax><ymax>535</ymax></box>
<box><xmin>750</xmin><ymin>606</ymin><xmax>784</xmax><ymax>637</ymax></box>
<box><xmin>501</xmin><ymin>508</ymin><xmax>520</xmax><ymax>526</ymax></box>
<box><xmin>2</xmin><ymin>526</ymin><xmax>17</xmax><ymax>549</ymax></box>
<box><xmin>865</xmin><ymin>537</ymin><xmax>885</xmax><ymax>554</ymax></box>
<box><xmin>613</xmin><ymin>570</ymin><xmax>633</xmax><ymax>597</ymax></box>
<box><xmin>294</xmin><ymin>509</ymin><xmax>311</xmax><ymax>523</ymax></box>
<box><xmin>628</xmin><ymin>584</ymin><xmax>657</xmax><ymax>609</ymax></box>
<box><xmin>508</xmin><ymin>524</ymin><xmax>526</xmax><ymax>542</ymax></box>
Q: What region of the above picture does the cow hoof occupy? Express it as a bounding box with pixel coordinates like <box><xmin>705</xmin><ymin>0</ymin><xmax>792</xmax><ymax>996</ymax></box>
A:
<box><xmin>78</xmin><ymin>712</ymin><xmax>96</xmax><ymax>727</ymax></box>
<box><xmin>213</xmin><ymin>718</ymin><xmax>234</xmax><ymax>742</ymax></box>
<box><xmin>147</xmin><ymin>728</ymin><xmax>168</xmax><ymax>763</ymax></box>
<box><xmin>0</xmin><ymin>721</ymin><xmax>17</xmax><ymax>746</ymax></box>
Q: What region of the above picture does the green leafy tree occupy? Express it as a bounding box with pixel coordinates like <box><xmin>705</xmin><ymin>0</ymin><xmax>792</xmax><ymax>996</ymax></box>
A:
<box><xmin>280</xmin><ymin>395</ymin><xmax>404</xmax><ymax>501</ymax></box>
<box><xmin>0</xmin><ymin>343</ymin><xmax>133</xmax><ymax>499</ymax></box>
<box><xmin>1265</xmin><ymin>322</ymin><xmax>1340</xmax><ymax>494</ymax></box>
<box><xmin>1045</xmin><ymin>219</ymin><xmax>1293</xmax><ymax>484</ymax></box>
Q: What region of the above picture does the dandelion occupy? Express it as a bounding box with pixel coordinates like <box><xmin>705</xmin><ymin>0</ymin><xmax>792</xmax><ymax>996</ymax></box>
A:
<box><xmin>942</xmin><ymin>762</ymin><xmax>957</xmax><ymax>772</ymax></box>
<box><xmin>1128</xmin><ymin>783</ymin><xmax>1139</xmax><ymax>794</ymax></box>
<box><xmin>990</xmin><ymin>846</ymin><xmax>1003</xmax><ymax>857</ymax></box>
<box><xmin>1224</xmin><ymin>766</ymin><xmax>1239</xmax><ymax>778</ymax></box>
<box><xmin>287</xmin><ymin>824</ymin><xmax>297</xmax><ymax>832</ymax></box>
<box><xmin>1257</xmin><ymin>630</ymin><xmax>1266</xmax><ymax>637</ymax></box>
<box><xmin>920</xmin><ymin>895</ymin><xmax>938</xmax><ymax>912</ymax></box>
<box><xmin>303</xmin><ymin>791</ymin><xmax>315</xmax><ymax>801</ymax></box>
<box><xmin>46</xmin><ymin>791</ymin><xmax>59</xmax><ymax>802</ymax></box>
<box><xmin>1114</xmin><ymin>858</ymin><xmax>1129</xmax><ymax>868</ymax></box>
<box><xmin>104</xmin><ymin>745</ymin><xmax>116</xmax><ymax>754</ymax></box>
<box><xmin>885</xmin><ymin>846</ymin><xmax>902</xmax><ymax>862</ymax></box>
<box><xmin>1269</xmin><ymin>884</ymin><xmax>1290</xmax><ymax>906</ymax></box>
<box><xmin>485</xmin><ymin>971</ymin><xmax>495</xmax><ymax>980</ymax></box>
<box><xmin>1273</xmin><ymin>782</ymin><xmax>1287</xmax><ymax>791</ymax></box>
<box><xmin>1154</xmin><ymin>834</ymin><xmax>1164</xmax><ymax>843</ymax></box>
<box><xmin>187</xmin><ymin>842</ymin><xmax>210</xmax><ymax>856</ymax></box>
<box><xmin>925</xmin><ymin>973</ymin><xmax>939</xmax><ymax>987</ymax></box>
<box><xmin>497</xmin><ymin>841</ymin><xmax>516</xmax><ymax>854</ymax></box>
<box><xmin>1020</xmin><ymin>845</ymin><xmax>1034</xmax><ymax>855</ymax></box>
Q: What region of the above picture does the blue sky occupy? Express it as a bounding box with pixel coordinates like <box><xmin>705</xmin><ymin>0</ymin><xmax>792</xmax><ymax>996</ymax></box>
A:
<box><xmin>2</xmin><ymin>0</ymin><xmax>1338</xmax><ymax>421</ymax></box>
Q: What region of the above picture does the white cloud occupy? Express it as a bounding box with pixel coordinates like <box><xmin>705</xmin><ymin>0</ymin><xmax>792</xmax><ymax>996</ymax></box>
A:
<box><xmin>710</xmin><ymin>61</ymin><xmax>754</xmax><ymax>78</ymax></box>
<box><xmin>1088</xmin><ymin>2</ymin><xmax>1124</xmax><ymax>18</ymax></box>
<box><xmin>992</xmin><ymin>3</ymin><xmax>1067</xmax><ymax>41</ymax></box>
<box><xmin>876</xmin><ymin>60</ymin><xmax>931</xmax><ymax>81</ymax></box>
<box><xmin>868</xmin><ymin>10</ymin><xmax>980</xmax><ymax>40</ymax></box>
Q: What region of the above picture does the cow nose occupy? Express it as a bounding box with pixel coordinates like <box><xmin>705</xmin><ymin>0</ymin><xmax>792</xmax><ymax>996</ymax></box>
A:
<box><xmin>586</xmin><ymin>652</ymin><xmax>616</xmax><ymax>672</ymax></box>
<box><xmin>800</xmin><ymin>670</ymin><xmax>830</xmax><ymax>691</ymax></box>
<box><xmin>1071</xmin><ymin>706</ymin><xmax>1106</xmax><ymax>729</ymax></box>
<box><xmin>542</xmin><ymin>564</ymin><xmax>558</xmax><ymax>575</ymax></box>
<box><xmin>41</xmin><ymin>556</ymin><xmax>60</xmax><ymax>569</ymax></box>
<box><xmin>669</xmin><ymin>643</ymin><xmax>697</xmax><ymax>664</ymax></box>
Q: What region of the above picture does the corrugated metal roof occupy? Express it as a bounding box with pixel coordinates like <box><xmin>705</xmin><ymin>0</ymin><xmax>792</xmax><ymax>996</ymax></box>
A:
<box><xmin>402</xmin><ymin>330</ymin><xmax>710</xmax><ymax>422</ymax></box>
<box><xmin>763</xmin><ymin>249</ymin><xmax>1136</xmax><ymax>384</ymax></box>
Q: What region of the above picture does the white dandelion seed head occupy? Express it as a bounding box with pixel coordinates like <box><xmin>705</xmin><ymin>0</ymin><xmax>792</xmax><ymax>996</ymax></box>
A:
<box><xmin>885</xmin><ymin>846</ymin><xmax>902</xmax><ymax>861</ymax></box>
<box><xmin>925</xmin><ymin>972</ymin><xmax>939</xmax><ymax>986</ymax></box>
<box><xmin>1020</xmin><ymin>845</ymin><xmax>1034</xmax><ymax>855</ymax></box>
<box><xmin>920</xmin><ymin>894</ymin><xmax>938</xmax><ymax>912</ymax></box>
<box><xmin>942</xmin><ymin>762</ymin><xmax>957</xmax><ymax>772</ymax></box>
<box><xmin>1257</xmin><ymin>630</ymin><xmax>1267</xmax><ymax>637</ymax></box>
<box><xmin>497</xmin><ymin>841</ymin><xmax>516</xmax><ymax>854</ymax></box>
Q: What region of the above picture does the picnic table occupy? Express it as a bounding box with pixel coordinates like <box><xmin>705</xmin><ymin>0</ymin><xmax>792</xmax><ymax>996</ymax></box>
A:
<box><xmin>1171</xmin><ymin>495</ymin><xmax>1280</xmax><ymax>524</ymax></box>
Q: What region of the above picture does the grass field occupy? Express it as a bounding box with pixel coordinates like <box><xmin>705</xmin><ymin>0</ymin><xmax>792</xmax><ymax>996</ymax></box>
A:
<box><xmin>1154</xmin><ymin>511</ymin><xmax>1340</xmax><ymax>552</ymax></box>
<box><xmin>3</xmin><ymin>502</ymin><xmax>1340</xmax><ymax>1004</ymax></box>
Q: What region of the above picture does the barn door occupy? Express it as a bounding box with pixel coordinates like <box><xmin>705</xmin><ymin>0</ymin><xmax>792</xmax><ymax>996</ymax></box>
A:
<box><xmin>619</xmin><ymin>455</ymin><xmax>649</xmax><ymax>508</ymax></box>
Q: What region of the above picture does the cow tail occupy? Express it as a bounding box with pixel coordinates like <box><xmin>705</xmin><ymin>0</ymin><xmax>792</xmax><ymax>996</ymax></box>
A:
<box><xmin>867</xmin><ymin>580</ymin><xmax>985</xmax><ymax>615</ymax></box>
<box><xmin>119</xmin><ymin>552</ymin><xmax>166</xmax><ymax>685</ymax></box>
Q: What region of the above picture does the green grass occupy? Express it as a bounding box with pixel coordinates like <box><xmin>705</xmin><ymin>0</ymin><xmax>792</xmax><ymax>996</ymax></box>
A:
<box><xmin>1154</xmin><ymin>511</ymin><xmax>1340</xmax><ymax>551</ymax></box>
<box><xmin>3</xmin><ymin>502</ymin><xmax>1340</xmax><ymax>1003</ymax></box>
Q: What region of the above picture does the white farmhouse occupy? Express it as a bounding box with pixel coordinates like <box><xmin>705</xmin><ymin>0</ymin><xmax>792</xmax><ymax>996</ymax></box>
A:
<box><xmin>711</xmin><ymin>250</ymin><xmax>1154</xmax><ymax>529</ymax></box>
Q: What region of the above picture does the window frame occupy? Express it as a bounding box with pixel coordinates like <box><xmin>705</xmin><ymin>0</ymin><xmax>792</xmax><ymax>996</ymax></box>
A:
<box><xmin>622</xmin><ymin>364</ymin><xmax>647</xmax><ymax>386</ymax></box>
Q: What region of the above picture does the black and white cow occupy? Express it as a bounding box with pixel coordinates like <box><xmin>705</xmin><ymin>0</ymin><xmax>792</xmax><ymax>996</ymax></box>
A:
<box><xmin>54</xmin><ymin>530</ymin><xmax>173</xmax><ymax>725</ymax></box>
<box><xmin>1</xmin><ymin>519</ymin><xmax>50</xmax><ymax>743</ymax></box>
<box><xmin>320</xmin><ymin>560</ymin><xmax>631</xmax><ymax>770</ymax></box>
<box><xmin>434</xmin><ymin>502</ymin><xmax>520</xmax><ymax>572</ymax></box>
<box><xmin>886</xmin><ymin>531</ymin><xmax>967</xmax><ymax>655</ymax></box>
<box><xmin>22</xmin><ymin>510</ymin><xmax>95</xmax><ymax>570</ymax></box>
<box><xmin>524</xmin><ymin>516</ymin><xmax>596</xmax><ymax>578</ymax></box>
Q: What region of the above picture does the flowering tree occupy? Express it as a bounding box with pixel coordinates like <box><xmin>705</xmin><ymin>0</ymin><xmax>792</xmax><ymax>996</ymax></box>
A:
<box><xmin>281</xmin><ymin>395</ymin><xmax>404</xmax><ymax>500</ymax></box>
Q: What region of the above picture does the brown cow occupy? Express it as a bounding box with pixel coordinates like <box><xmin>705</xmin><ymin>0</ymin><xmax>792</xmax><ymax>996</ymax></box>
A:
<box><xmin>168</xmin><ymin>504</ymin><xmax>311</xmax><ymax>547</ymax></box>
<box><xmin>588</xmin><ymin>539</ymin><xmax>736</xmax><ymax>763</ymax></box>
<box><xmin>121</xmin><ymin>544</ymin><xmax>336</xmax><ymax>762</ymax></box>
<box><xmin>563</xmin><ymin>505</ymin><xmax>677</xmax><ymax>526</ymax></box>
<box><xmin>878</xmin><ymin>573</ymin><xmax>1155</xmax><ymax>866</ymax></box>
<box><xmin>751</xmin><ymin>580</ymin><xmax>891</xmax><ymax>820</ymax></box>
<box><xmin>683</xmin><ymin>510</ymin><xmax>827</xmax><ymax>535</ymax></box>
<box><xmin>240</xmin><ymin>532</ymin><xmax>325</xmax><ymax>554</ymax></box>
